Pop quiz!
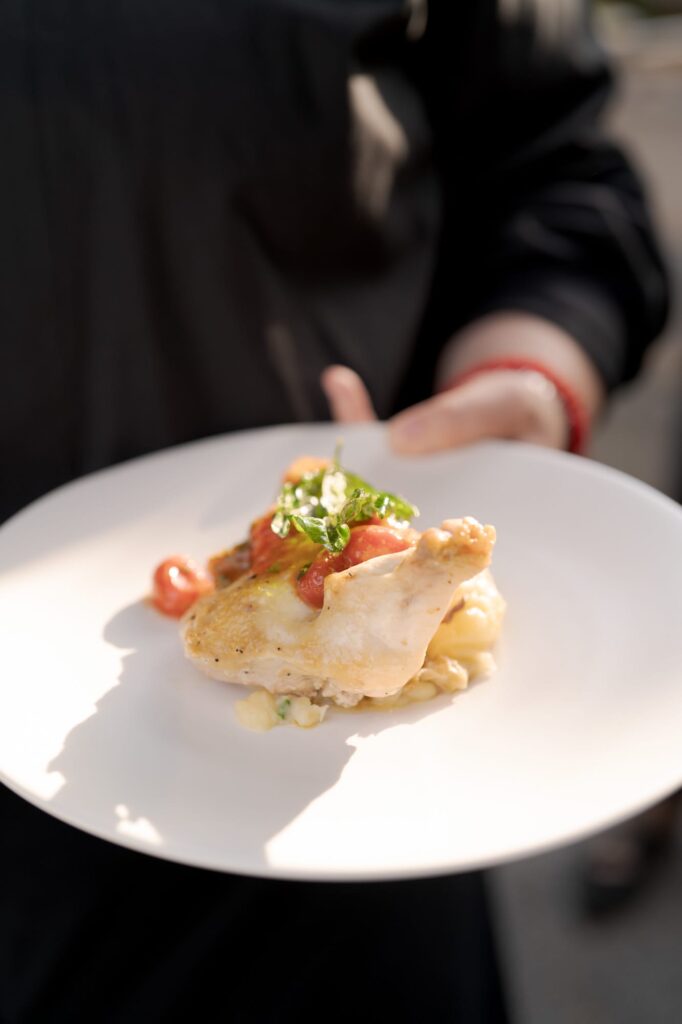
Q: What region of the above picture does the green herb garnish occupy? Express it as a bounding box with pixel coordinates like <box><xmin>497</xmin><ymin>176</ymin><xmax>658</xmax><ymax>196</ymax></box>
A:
<box><xmin>271</xmin><ymin>450</ymin><xmax>418</xmax><ymax>554</ymax></box>
<box><xmin>277</xmin><ymin>698</ymin><xmax>292</xmax><ymax>720</ymax></box>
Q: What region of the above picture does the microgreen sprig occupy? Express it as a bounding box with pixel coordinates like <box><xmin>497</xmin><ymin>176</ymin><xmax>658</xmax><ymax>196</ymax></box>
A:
<box><xmin>270</xmin><ymin>451</ymin><xmax>418</xmax><ymax>554</ymax></box>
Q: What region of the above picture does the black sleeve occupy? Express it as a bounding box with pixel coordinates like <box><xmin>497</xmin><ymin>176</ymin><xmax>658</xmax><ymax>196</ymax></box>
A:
<box><xmin>417</xmin><ymin>0</ymin><xmax>670</xmax><ymax>391</ymax></box>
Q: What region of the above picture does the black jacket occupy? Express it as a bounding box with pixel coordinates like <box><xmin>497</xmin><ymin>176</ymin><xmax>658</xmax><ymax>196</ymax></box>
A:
<box><xmin>1</xmin><ymin>0</ymin><xmax>668</xmax><ymax>522</ymax></box>
<box><xmin>0</xmin><ymin>2</ymin><xmax>670</xmax><ymax>1021</ymax></box>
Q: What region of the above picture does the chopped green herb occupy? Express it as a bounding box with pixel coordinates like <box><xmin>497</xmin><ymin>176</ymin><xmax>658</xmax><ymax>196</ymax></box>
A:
<box><xmin>267</xmin><ymin>562</ymin><xmax>282</xmax><ymax>574</ymax></box>
<box><xmin>277</xmin><ymin>698</ymin><xmax>291</xmax><ymax>720</ymax></box>
<box><xmin>271</xmin><ymin>448</ymin><xmax>418</xmax><ymax>554</ymax></box>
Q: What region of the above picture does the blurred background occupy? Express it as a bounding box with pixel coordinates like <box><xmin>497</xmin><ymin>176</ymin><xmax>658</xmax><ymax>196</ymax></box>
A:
<box><xmin>494</xmin><ymin>4</ymin><xmax>682</xmax><ymax>1019</ymax></box>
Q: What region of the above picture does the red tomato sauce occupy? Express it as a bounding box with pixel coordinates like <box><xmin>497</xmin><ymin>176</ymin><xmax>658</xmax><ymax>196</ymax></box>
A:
<box><xmin>208</xmin><ymin>542</ymin><xmax>251</xmax><ymax>586</ymax></box>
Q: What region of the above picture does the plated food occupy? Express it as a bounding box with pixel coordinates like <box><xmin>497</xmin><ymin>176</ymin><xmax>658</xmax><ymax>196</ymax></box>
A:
<box><xmin>151</xmin><ymin>453</ymin><xmax>505</xmax><ymax>729</ymax></box>
<box><xmin>5</xmin><ymin>424</ymin><xmax>682</xmax><ymax>878</ymax></box>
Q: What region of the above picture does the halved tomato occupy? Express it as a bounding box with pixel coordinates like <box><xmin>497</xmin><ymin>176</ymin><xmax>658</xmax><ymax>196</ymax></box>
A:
<box><xmin>296</xmin><ymin>523</ymin><xmax>417</xmax><ymax>609</ymax></box>
<box><xmin>250</xmin><ymin>513</ymin><xmax>291</xmax><ymax>574</ymax></box>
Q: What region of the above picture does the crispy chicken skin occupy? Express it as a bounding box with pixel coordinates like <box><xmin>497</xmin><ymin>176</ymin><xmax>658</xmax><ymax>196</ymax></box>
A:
<box><xmin>182</xmin><ymin>517</ymin><xmax>495</xmax><ymax>705</ymax></box>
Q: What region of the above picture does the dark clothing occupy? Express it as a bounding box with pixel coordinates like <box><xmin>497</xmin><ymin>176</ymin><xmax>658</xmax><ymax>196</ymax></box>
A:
<box><xmin>2</xmin><ymin>787</ymin><xmax>507</xmax><ymax>1023</ymax></box>
<box><xmin>1</xmin><ymin>0</ymin><xmax>668</xmax><ymax>524</ymax></box>
<box><xmin>0</xmin><ymin>1</ymin><xmax>669</xmax><ymax>1021</ymax></box>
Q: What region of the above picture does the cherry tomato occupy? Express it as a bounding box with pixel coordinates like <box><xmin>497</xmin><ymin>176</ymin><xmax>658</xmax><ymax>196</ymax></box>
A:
<box><xmin>282</xmin><ymin>455</ymin><xmax>330</xmax><ymax>484</ymax></box>
<box><xmin>151</xmin><ymin>555</ymin><xmax>214</xmax><ymax>618</ymax></box>
<box><xmin>343</xmin><ymin>523</ymin><xmax>417</xmax><ymax>564</ymax></box>
<box><xmin>296</xmin><ymin>549</ymin><xmax>346</xmax><ymax>609</ymax></box>
<box><xmin>297</xmin><ymin>523</ymin><xmax>416</xmax><ymax>609</ymax></box>
<box><xmin>250</xmin><ymin>513</ymin><xmax>290</xmax><ymax>574</ymax></box>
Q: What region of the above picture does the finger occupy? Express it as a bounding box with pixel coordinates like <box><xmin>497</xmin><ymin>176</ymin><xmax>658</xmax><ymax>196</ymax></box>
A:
<box><xmin>388</xmin><ymin>372</ymin><xmax>564</xmax><ymax>454</ymax></box>
<box><xmin>321</xmin><ymin>365</ymin><xmax>378</xmax><ymax>423</ymax></box>
<box><xmin>389</xmin><ymin>386</ymin><xmax>507</xmax><ymax>454</ymax></box>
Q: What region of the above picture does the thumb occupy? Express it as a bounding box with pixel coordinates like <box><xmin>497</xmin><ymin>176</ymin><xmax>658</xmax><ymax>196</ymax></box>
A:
<box><xmin>321</xmin><ymin>365</ymin><xmax>378</xmax><ymax>423</ymax></box>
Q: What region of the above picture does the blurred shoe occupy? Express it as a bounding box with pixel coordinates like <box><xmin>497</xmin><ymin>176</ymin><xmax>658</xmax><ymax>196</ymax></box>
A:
<box><xmin>580</xmin><ymin>792</ymin><xmax>680</xmax><ymax>917</ymax></box>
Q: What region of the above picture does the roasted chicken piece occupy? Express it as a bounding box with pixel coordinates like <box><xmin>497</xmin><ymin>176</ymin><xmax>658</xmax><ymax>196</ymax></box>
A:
<box><xmin>182</xmin><ymin>517</ymin><xmax>495</xmax><ymax>706</ymax></box>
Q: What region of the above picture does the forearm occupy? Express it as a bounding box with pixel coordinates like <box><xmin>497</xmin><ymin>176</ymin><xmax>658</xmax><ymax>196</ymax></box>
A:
<box><xmin>420</xmin><ymin>2</ymin><xmax>668</xmax><ymax>397</ymax></box>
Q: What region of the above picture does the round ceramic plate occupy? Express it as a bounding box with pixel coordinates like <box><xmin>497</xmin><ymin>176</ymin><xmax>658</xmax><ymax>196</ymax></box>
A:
<box><xmin>2</xmin><ymin>423</ymin><xmax>682</xmax><ymax>880</ymax></box>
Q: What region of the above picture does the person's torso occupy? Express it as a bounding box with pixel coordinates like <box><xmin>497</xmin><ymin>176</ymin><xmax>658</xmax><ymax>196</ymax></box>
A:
<box><xmin>2</xmin><ymin>0</ymin><xmax>446</xmax><ymax>519</ymax></box>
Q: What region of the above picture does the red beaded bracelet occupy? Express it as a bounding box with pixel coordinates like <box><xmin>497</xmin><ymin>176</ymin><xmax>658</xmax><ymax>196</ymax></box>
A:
<box><xmin>439</xmin><ymin>358</ymin><xmax>590</xmax><ymax>455</ymax></box>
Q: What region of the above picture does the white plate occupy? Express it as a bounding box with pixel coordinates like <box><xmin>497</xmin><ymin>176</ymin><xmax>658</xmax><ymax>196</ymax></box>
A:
<box><xmin>2</xmin><ymin>423</ymin><xmax>682</xmax><ymax>880</ymax></box>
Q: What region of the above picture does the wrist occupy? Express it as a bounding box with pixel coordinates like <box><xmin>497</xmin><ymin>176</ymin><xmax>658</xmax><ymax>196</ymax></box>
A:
<box><xmin>435</xmin><ymin>312</ymin><xmax>604</xmax><ymax>417</ymax></box>
<box><xmin>440</xmin><ymin>358</ymin><xmax>591</xmax><ymax>454</ymax></box>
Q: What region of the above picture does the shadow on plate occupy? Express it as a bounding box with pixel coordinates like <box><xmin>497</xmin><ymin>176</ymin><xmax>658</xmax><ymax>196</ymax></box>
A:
<box><xmin>44</xmin><ymin>599</ymin><xmax>455</xmax><ymax>876</ymax></box>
